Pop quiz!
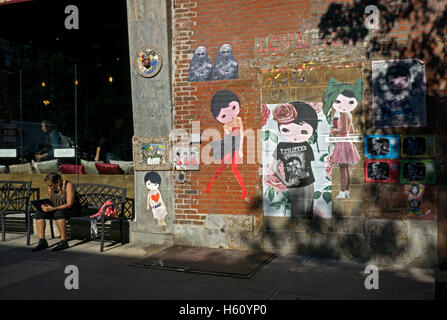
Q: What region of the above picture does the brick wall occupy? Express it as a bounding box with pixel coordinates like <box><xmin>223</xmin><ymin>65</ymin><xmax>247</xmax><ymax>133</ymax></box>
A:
<box><xmin>172</xmin><ymin>0</ymin><xmax>445</xmax><ymax>233</ymax></box>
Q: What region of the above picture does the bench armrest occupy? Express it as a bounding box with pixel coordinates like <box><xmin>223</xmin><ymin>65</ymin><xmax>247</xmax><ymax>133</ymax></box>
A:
<box><xmin>0</xmin><ymin>198</ymin><xmax>11</xmax><ymax>214</ymax></box>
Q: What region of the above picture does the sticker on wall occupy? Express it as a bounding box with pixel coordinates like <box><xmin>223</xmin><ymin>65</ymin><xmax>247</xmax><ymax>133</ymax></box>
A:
<box><xmin>365</xmin><ymin>159</ymin><xmax>399</xmax><ymax>183</ymax></box>
<box><xmin>205</xmin><ymin>90</ymin><xmax>247</xmax><ymax>199</ymax></box>
<box><xmin>132</xmin><ymin>136</ymin><xmax>171</xmax><ymax>171</ymax></box>
<box><xmin>399</xmin><ymin>159</ymin><xmax>436</xmax><ymax>184</ymax></box>
<box><xmin>262</xmin><ymin>102</ymin><xmax>332</xmax><ymax>219</ymax></box>
<box><xmin>323</xmin><ymin>78</ymin><xmax>363</xmax><ymax>200</ymax></box>
<box><xmin>188</xmin><ymin>46</ymin><xmax>213</xmax><ymax>82</ymax></box>
<box><xmin>372</xmin><ymin>59</ymin><xmax>426</xmax><ymax>128</ymax></box>
<box><xmin>401</xmin><ymin>134</ymin><xmax>436</xmax><ymax>158</ymax></box>
<box><xmin>364</xmin><ymin>134</ymin><xmax>400</xmax><ymax>159</ymax></box>
<box><xmin>144</xmin><ymin>171</ymin><xmax>168</xmax><ymax>227</ymax></box>
<box><xmin>405</xmin><ymin>183</ymin><xmax>425</xmax><ymax>216</ymax></box>
<box><xmin>134</xmin><ymin>47</ymin><xmax>163</xmax><ymax>78</ymax></box>
<box><xmin>172</xmin><ymin>145</ymin><xmax>200</xmax><ymax>170</ymax></box>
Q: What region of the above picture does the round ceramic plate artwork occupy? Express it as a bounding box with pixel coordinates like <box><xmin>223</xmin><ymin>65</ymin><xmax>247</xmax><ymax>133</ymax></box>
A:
<box><xmin>135</xmin><ymin>47</ymin><xmax>162</xmax><ymax>78</ymax></box>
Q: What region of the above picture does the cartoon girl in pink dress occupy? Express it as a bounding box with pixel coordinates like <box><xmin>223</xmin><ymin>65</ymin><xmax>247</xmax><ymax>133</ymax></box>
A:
<box><xmin>323</xmin><ymin>78</ymin><xmax>363</xmax><ymax>199</ymax></box>
<box><xmin>205</xmin><ymin>90</ymin><xmax>247</xmax><ymax>199</ymax></box>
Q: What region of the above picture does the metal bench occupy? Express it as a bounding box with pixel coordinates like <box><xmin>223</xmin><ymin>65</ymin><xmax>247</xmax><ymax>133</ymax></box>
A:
<box><xmin>68</xmin><ymin>183</ymin><xmax>128</xmax><ymax>252</ymax></box>
<box><xmin>0</xmin><ymin>181</ymin><xmax>39</xmax><ymax>245</ymax></box>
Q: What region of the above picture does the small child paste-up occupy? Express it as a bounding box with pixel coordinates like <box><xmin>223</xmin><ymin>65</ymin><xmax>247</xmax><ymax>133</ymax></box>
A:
<box><xmin>144</xmin><ymin>171</ymin><xmax>168</xmax><ymax>227</ymax></box>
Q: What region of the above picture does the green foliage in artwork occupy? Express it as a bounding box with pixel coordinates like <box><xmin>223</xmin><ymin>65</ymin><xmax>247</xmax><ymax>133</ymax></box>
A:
<box><xmin>308</xmin><ymin>131</ymin><xmax>318</xmax><ymax>144</ymax></box>
<box><xmin>263</xmin><ymin>130</ymin><xmax>278</xmax><ymax>144</ymax></box>
<box><xmin>270</xmin><ymin>201</ymin><xmax>283</xmax><ymax>210</ymax></box>
<box><xmin>269</xmin><ymin>131</ymin><xmax>278</xmax><ymax>144</ymax></box>
<box><xmin>313</xmin><ymin>188</ymin><xmax>332</xmax><ymax>204</ymax></box>
<box><xmin>326</xmin><ymin>113</ymin><xmax>332</xmax><ymax>126</ymax></box>
<box><xmin>265</xmin><ymin>187</ymin><xmax>291</xmax><ymax>214</ymax></box>
<box><xmin>263</xmin><ymin>130</ymin><xmax>270</xmax><ymax>141</ymax></box>
<box><xmin>323</xmin><ymin>192</ymin><xmax>332</xmax><ymax>203</ymax></box>
<box><xmin>319</xmin><ymin>153</ymin><xmax>329</xmax><ymax>162</ymax></box>
<box><xmin>268</xmin><ymin>187</ymin><xmax>275</xmax><ymax>202</ymax></box>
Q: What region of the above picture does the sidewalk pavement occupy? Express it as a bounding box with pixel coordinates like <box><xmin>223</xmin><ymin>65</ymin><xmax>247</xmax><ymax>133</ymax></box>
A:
<box><xmin>0</xmin><ymin>233</ymin><xmax>435</xmax><ymax>300</ymax></box>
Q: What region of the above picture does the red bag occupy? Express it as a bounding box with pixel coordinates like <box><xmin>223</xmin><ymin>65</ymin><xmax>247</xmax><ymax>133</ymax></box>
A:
<box><xmin>89</xmin><ymin>200</ymin><xmax>117</xmax><ymax>219</ymax></box>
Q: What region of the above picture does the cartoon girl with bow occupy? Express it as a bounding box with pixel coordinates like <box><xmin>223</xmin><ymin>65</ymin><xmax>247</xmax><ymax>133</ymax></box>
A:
<box><xmin>323</xmin><ymin>78</ymin><xmax>363</xmax><ymax>199</ymax></box>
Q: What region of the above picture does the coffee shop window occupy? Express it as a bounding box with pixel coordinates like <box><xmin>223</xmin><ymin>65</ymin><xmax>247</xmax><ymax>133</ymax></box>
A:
<box><xmin>0</xmin><ymin>59</ymin><xmax>133</xmax><ymax>176</ymax></box>
<box><xmin>0</xmin><ymin>0</ymin><xmax>133</xmax><ymax>176</ymax></box>
<box><xmin>0</xmin><ymin>101</ymin><xmax>134</xmax><ymax>176</ymax></box>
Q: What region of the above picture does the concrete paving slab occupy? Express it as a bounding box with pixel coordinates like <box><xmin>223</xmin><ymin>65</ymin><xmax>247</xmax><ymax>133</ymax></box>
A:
<box><xmin>0</xmin><ymin>234</ymin><xmax>436</xmax><ymax>300</ymax></box>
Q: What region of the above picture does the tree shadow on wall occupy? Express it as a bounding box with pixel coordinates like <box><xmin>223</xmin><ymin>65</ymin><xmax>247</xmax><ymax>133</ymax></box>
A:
<box><xmin>244</xmin><ymin>0</ymin><xmax>445</xmax><ymax>268</ymax></box>
<box><xmin>318</xmin><ymin>0</ymin><xmax>446</xmax><ymax>132</ymax></box>
<box><xmin>244</xmin><ymin>195</ymin><xmax>408</xmax><ymax>264</ymax></box>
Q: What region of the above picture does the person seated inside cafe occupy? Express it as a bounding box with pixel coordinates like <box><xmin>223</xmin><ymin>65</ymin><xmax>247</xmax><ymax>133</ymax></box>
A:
<box><xmin>35</xmin><ymin>121</ymin><xmax>71</xmax><ymax>161</ymax></box>
<box><xmin>94</xmin><ymin>116</ymin><xmax>132</xmax><ymax>163</ymax></box>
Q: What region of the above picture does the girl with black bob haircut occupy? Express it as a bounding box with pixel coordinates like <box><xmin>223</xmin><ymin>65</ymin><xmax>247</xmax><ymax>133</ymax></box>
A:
<box><xmin>206</xmin><ymin>89</ymin><xmax>247</xmax><ymax>199</ymax></box>
<box><xmin>271</xmin><ymin>102</ymin><xmax>318</xmax><ymax>218</ymax></box>
<box><xmin>385</xmin><ymin>64</ymin><xmax>411</xmax><ymax>93</ymax></box>
<box><xmin>144</xmin><ymin>171</ymin><xmax>168</xmax><ymax>227</ymax></box>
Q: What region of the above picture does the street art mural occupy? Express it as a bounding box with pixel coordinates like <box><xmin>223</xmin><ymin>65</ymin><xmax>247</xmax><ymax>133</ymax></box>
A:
<box><xmin>205</xmin><ymin>90</ymin><xmax>247</xmax><ymax>199</ymax></box>
<box><xmin>212</xmin><ymin>44</ymin><xmax>238</xmax><ymax>80</ymax></box>
<box><xmin>172</xmin><ymin>145</ymin><xmax>200</xmax><ymax>170</ymax></box>
<box><xmin>401</xmin><ymin>134</ymin><xmax>436</xmax><ymax>158</ymax></box>
<box><xmin>134</xmin><ymin>47</ymin><xmax>162</xmax><ymax>78</ymax></box>
<box><xmin>188</xmin><ymin>46</ymin><xmax>212</xmax><ymax>82</ymax></box>
<box><xmin>323</xmin><ymin>78</ymin><xmax>363</xmax><ymax>199</ymax></box>
<box><xmin>372</xmin><ymin>59</ymin><xmax>426</xmax><ymax>128</ymax></box>
<box><xmin>400</xmin><ymin>160</ymin><xmax>436</xmax><ymax>184</ymax></box>
<box><xmin>364</xmin><ymin>134</ymin><xmax>400</xmax><ymax>159</ymax></box>
<box><xmin>132</xmin><ymin>136</ymin><xmax>171</xmax><ymax>171</ymax></box>
<box><xmin>405</xmin><ymin>183</ymin><xmax>425</xmax><ymax>216</ymax></box>
<box><xmin>188</xmin><ymin>44</ymin><xmax>238</xmax><ymax>82</ymax></box>
<box><xmin>262</xmin><ymin>102</ymin><xmax>332</xmax><ymax>219</ymax></box>
<box><xmin>365</xmin><ymin>159</ymin><xmax>399</xmax><ymax>183</ymax></box>
<box><xmin>144</xmin><ymin>171</ymin><xmax>168</xmax><ymax>227</ymax></box>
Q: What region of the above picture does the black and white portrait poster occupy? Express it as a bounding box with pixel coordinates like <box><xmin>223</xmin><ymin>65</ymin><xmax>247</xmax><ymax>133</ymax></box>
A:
<box><xmin>212</xmin><ymin>44</ymin><xmax>238</xmax><ymax>80</ymax></box>
<box><xmin>372</xmin><ymin>59</ymin><xmax>426</xmax><ymax>128</ymax></box>
<box><xmin>188</xmin><ymin>46</ymin><xmax>212</xmax><ymax>82</ymax></box>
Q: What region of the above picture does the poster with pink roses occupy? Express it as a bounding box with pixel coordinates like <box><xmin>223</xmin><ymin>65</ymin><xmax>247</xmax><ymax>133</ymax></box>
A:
<box><xmin>262</xmin><ymin>102</ymin><xmax>332</xmax><ymax>219</ymax></box>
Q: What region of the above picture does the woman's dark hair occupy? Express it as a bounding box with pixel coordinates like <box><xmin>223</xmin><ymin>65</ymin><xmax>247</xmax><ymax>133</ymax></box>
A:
<box><xmin>44</xmin><ymin>172</ymin><xmax>62</xmax><ymax>184</ymax></box>
<box><xmin>210</xmin><ymin>90</ymin><xmax>240</xmax><ymax>119</ymax></box>
<box><xmin>144</xmin><ymin>171</ymin><xmax>162</xmax><ymax>186</ymax></box>
<box><xmin>386</xmin><ymin>64</ymin><xmax>411</xmax><ymax>81</ymax></box>
<box><xmin>42</xmin><ymin>120</ymin><xmax>56</xmax><ymax>132</ymax></box>
<box><xmin>278</xmin><ymin>102</ymin><xmax>318</xmax><ymax>132</ymax></box>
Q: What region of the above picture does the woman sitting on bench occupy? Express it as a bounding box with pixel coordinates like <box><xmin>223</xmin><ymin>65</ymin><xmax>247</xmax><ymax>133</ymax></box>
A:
<box><xmin>32</xmin><ymin>172</ymin><xmax>79</xmax><ymax>252</ymax></box>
